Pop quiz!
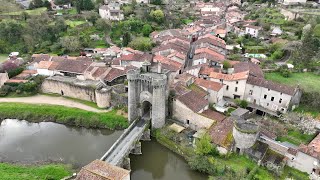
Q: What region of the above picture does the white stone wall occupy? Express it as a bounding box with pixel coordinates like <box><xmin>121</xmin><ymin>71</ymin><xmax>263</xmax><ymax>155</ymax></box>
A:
<box><xmin>233</xmin><ymin>127</ymin><xmax>257</xmax><ymax>150</ymax></box>
<box><xmin>37</xmin><ymin>69</ymin><xmax>55</xmax><ymax>76</ymax></box>
<box><xmin>197</xmin><ymin>85</ymin><xmax>223</xmax><ymax>104</ymax></box>
<box><xmin>287</xmin><ymin>151</ymin><xmax>319</xmax><ymax>174</ymax></box>
<box><xmin>95</xmin><ymin>89</ymin><xmax>111</xmax><ymax>108</ymax></box>
<box><xmin>244</xmin><ymin>84</ymin><xmax>292</xmax><ymax>113</ymax></box>
<box><xmin>193</xmin><ymin>57</ymin><xmax>207</xmax><ymax>66</ymax></box>
<box><xmin>245</xmin><ymin>27</ymin><xmax>259</xmax><ymax>38</ymax></box>
<box><xmin>173</xmin><ymin>99</ymin><xmax>214</xmax><ymax>130</ymax></box>
<box><xmin>211</xmin><ymin>78</ymin><xmax>246</xmax><ymax>100</ymax></box>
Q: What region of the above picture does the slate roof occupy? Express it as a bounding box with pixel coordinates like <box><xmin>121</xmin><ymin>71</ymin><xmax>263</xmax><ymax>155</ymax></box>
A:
<box><xmin>177</xmin><ymin>90</ymin><xmax>208</xmax><ymax>112</ymax></box>
<box><xmin>247</xmin><ymin>76</ymin><xmax>296</xmax><ymax>96</ymax></box>
<box><xmin>195</xmin><ymin>78</ymin><xmax>223</xmax><ymax>91</ymax></box>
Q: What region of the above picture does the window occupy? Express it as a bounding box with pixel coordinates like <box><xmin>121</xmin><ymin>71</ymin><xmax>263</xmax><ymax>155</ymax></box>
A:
<box><xmin>235</xmin><ymin>87</ymin><xmax>238</xmax><ymax>92</ymax></box>
<box><xmin>279</xmin><ymin>98</ymin><xmax>282</xmax><ymax>103</ymax></box>
<box><xmin>267</xmin><ymin>103</ymin><xmax>269</xmax><ymax>106</ymax></box>
<box><xmin>264</xmin><ymin>95</ymin><xmax>267</xmax><ymax>99</ymax></box>
<box><xmin>249</xmin><ymin>90</ymin><xmax>253</xmax><ymax>95</ymax></box>
<box><xmin>271</xmin><ymin>97</ymin><xmax>274</xmax><ymax>101</ymax></box>
<box><xmin>186</xmin><ymin>120</ymin><xmax>190</xmax><ymax>124</ymax></box>
<box><xmin>226</xmin><ymin>85</ymin><xmax>229</xmax><ymax>90</ymax></box>
<box><xmin>220</xmin><ymin>79</ymin><xmax>223</xmax><ymax>82</ymax></box>
<box><xmin>280</xmin><ymin>92</ymin><xmax>283</xmax><ymax>95</ymax></box>
<box><xmin>236</xmin><ymin>81</ymin><xmax>239</xmax><ymax>84</ymax></box>
<box><xmin>268</xmin><ymin>89</ymin><xmax>270</xmax><ymax>91</ymax></box>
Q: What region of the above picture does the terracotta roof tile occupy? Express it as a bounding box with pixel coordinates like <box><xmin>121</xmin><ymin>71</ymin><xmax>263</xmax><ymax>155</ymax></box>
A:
<box><xmin>195</xmin><ymin>78</ymin><xmax>223</xmax><ymax>91</ymax></box>
<box><xmin>153</xmin><ymin>55</ymin><xmax>183</xmax><ymax>72</ymax></box>
<box><xmin>209</xmin><ymin>117</ymin><xmax>233</xmax><ymax>148</ymax></box>
<box><xmin>201</xmin><ymin>109</ymin><xmax>226</xmax><ymax>122</ymax></box>
<box><xmin>209</xmin><ymin>71</ymin><xmax>248</xmax><ymax>81</ymax></box>
<box><xmin>234</xmin><ymin>62</ymin><xmax>264</xmax><ymax>78</ymax></box>
<box><xmin>55</xmin><ymin>60</ymin><xmax>92</xmax><ymax>74</ymax></box>
<box><xmin>104</xmin><ymin>68</ymin><xmax>126</xmax><ymax>82</ymax></box>
<box><xmin>31</xmin><ymin>54</ymin><xmax>51</xmax><ymax>63</ymax></box>
<box><xmin>177</xmin><ymin>90</ymin><xmax>208</xmax><ymax>112</ymax></box>
<box><xmin>37</xmin><ymin>61</ymin><xmax>54</xmax><ymax>69</ymax></box>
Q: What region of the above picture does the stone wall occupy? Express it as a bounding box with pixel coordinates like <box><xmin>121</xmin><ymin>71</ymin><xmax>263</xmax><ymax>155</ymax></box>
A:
<box><xmin>233</xmin><ymin>126</ymin><xmax>258</xmax><ymax>153</ymax></box>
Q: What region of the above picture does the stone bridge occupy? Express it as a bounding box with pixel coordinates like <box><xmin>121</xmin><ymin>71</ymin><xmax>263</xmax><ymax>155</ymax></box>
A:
<box><xmin>100</xmin><ymin>116</ymin><xmax>151</xmax><ymax>169</ymax></box>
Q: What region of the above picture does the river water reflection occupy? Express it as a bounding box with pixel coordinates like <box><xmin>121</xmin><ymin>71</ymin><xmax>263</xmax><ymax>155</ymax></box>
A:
<box><xmin>0</xmin><ymin>119</ymin><xmax>206</xmax><ymax>180</ymax></box>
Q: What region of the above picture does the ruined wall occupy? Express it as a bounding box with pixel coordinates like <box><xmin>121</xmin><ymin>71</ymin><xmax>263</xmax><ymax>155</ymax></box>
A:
<box><xmin>233</xmin><ymin>127</ymin><xmax>258</xmax><ymax>153</ymax></box>
<box><xmin>95</xmin><ymin>88</ymin><xmax>111</xmax><ymax>108</ymax></box>
<box><xmin>42</xmin><ymin>78</ymin><xmax>96</xmax><ymax>102</ymax></box>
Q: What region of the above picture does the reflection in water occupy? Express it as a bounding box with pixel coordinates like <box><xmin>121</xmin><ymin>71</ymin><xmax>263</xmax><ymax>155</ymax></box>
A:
<box><xmin>0</xmin><ymin>119</ymin><xmax>207</xmax><ymax>180</ymax></box>
<box><xmin>0</xmin><ymin>119</ymin><xmax>122</xmax><ymax>167</ymax></box>
<box><xmin>130</xmin><ymin>140</ymin><xmax>207</xmax><ymax>180</ymax></box>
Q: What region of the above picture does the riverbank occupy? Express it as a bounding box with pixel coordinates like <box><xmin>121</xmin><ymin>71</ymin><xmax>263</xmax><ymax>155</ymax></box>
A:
<box><xmin>0</xmin><ymin>162</ymin><xmax>73</xmax><ymax>180</ymax></box>
<box><xmin>153</xmin><ymin>125</ymin><xmax>309</xmax><ymax>180</ymax></box>
<box><xmin>0</xmin><ymin>103</ymin><xmax>128</xmax><ymax>130</ymax></box>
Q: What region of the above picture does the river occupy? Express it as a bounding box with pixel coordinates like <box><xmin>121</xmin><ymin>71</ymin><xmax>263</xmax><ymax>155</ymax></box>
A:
<box><xmin>0</xmin><ymin>119</ymin><xmax>207</xmax><ymax>180</ymax></box>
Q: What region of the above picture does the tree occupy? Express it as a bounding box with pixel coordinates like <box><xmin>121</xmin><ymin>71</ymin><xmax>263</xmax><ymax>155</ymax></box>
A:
<box><xmin>128</xmin><ymin>37</ymin><xmax>153</xmax><ymax>51</ymax></box>
<box><xmin>29</xmin><ymin>0</ymin><xmax>44</xmax><ymax>9</ymax></box>
<box><xmin>142</xmin><ymin>24</ymin><xmax>152</xmax><ymax>37</ymax></box>
<box><xmin>20</xmin><ymin>12</ymin><xmax>29</xmax><ymax>21</ymax></box>
<box><xmin>82</xmin><ymin>0</ymin><xmax>94</xmax><ymax>10</ymax></box>
<box><xmin>43</xmin><ymin>0</ymin><xmax>52</xmax><ymax>11</ymax></box>
<box><xmin>222</xmin><ymin>60</ymin><xmax>231</xmax><ymax>69</ymax></box>
<box><xmin>122</xmin><ymin>32</ymin><xmax>131</xmax><ymax>47</ymax></box>
<box><xmin>195</xmin><ymin>133</ymin><xmax>213</xmax><ymax>156</ymax></box>
<box><xmin>151</xmin><ymin>0</ymin><xmax>162</xmax><ymax>5</ymax></box>
<box><xmin>59</xmin><ymin>36</ymin><xmax>81</xmax><ymax>52</ymax></box>
<box><xmin>150</xmin><ymin>10</ymin><xmax>164</xmax><ymax>24</ymax></box>
<box><xmin>96</xmin><ymin>19</ymin><xmax>111</xmax><ymax>32</ymax></box>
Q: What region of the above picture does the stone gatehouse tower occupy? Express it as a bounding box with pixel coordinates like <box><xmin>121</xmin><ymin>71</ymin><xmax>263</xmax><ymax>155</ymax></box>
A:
<box><xmin>127</xmin><ymin>64</ymin><xmax>167</xmax><ymax>129</ymax></box>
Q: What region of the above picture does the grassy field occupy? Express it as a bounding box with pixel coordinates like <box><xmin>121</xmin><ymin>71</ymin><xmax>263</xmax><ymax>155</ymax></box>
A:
<box><xmin>277</xmin><ymin>129</ymin><xmax>316</xmax><ymax>146</ymax></box>
<box><xmin>57</xmin><ymin>8</ymin><xmax>77</xmax><ymax>15</ymax></box>
<box><xmin>1</xmin><ymin>7</ymin><xmax>47</xmax><ymax>16</ymax></box>
<box><xmin>0</xmin><ymin>54</ymin><xmax>8</xmax><ymax>63</ymax></box>
<box><xmin>0</xmin><ymin>163</ymin><xmax>72</xmax><ymax>180</ymax></box>
<box><xmin>0</xmin><ymin>103</ymin><xmax>128</xmax><ymax>129</ymax></box>
<box><xmin>0</xmin><ymin>0</ymin><xmax>22</xmax><ymax>14</ymax></box>
<box><xmin>65</xmin><ymin>20</ymin><xmax>86</xmax><ymax>28</ymax></box>
<box><xmin>265</xmin><ymin>72</ymin><xmax>320</xmax><ymax>93</ymax></box>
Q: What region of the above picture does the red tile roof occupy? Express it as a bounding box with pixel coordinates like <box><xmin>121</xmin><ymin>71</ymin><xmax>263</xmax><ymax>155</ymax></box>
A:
<box><xmin>233</xmin><ymin>61</ymin><xmax>264</xmax><ymax>78</ymax></box>
<box><xmin>177</xmin><ymin>90</ymin><xmax>208</xmax><ymax>112</ymax></box>
<box><xmin>104</xmin><ymin>68</ymin><xmax>126</xmax><ymax>82</ymax></box>
<box><xmin>209</xmin><ymin>117</ymin><xmax>233</xmax><ymax>148</ymax></box>
<box><xmin>209</xmin><ymin>71</ymin><xmax>248</xmax><ymax>81</ymax></box>
<box><xmin>153</xmin><ymin>55</ymin><xmax>183</xmax><ymax>72</ymax></box>
<box><xmin>195</xmin><ymin>78</ymin><xmax>223</xmax><ymax>91</ymax></box>
<box><xmin>201</xmin><ymin>109</ymin><xmax>226</xmax><ymax>122</ymax></box>
<box><xmin>55</xmin><ymin>60</ymin><xmax>92</xmax><ymax>74</ymax></box>
<box><xmin>194</xmin><ymin>48</ymin><xmax>225</xmax><ymax>62</ymax></box>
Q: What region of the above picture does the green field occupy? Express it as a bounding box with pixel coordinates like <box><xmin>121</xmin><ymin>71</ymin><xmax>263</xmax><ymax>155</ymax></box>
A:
<box><xmin>0</xmin><ymin>54</ymin><xmax>8</xmax><ymax>63</ymax></box>
<box><xmin>65</xmin><ymin>20</ymin><xmax>86</xmax><ymax>28</ymax></box>
<box><xmin>0</xmin><ymin>103</ymin><xmax>128</xmax><ymax>129</ymax></box>
<box><xmin>0</xmin><ymin>163</ymin><xmax>72</xmax><ymax>180</ymax></box>
<box><xmin>265</xmin><ymin>72</ymin><xmax>320</xmax><ymax>93</ymax></box>
<box><xmin>1</xmin><ymin>7</ymin><xmax>47</xmax><ymax>16</ymax></box>
<box><xmin>277</xmin><ymin>129</ymin><xmax>316</xmax><ymax>146</ymax></box>
<box><xmin>57</xmin><ymin>8</ymin><xmax>77</xmax><ymax>15</ymax></box>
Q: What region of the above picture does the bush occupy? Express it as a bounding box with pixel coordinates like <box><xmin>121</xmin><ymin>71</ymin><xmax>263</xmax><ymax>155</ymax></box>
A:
<box><xmin>278</xmin><ymin>65</ymin><xmax>291</xmax><ymax>78</ymax></box>
<box><xmin>235</xmin><ymin>99</ymin><xmax>248</xmax><ymax>108</ymax></box>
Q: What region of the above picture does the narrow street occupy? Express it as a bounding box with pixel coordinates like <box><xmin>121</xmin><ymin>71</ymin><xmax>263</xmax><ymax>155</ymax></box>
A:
<box><xmin>185</xmin><ymin>42</ymin><xmax>195</xmax><ymax>69</ymax></box>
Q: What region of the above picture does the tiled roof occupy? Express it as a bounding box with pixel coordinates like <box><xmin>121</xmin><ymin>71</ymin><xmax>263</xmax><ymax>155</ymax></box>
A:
<box><xmin>246</xmin><ymin>76</ymin><xmax>296</xmax><ymax>96</ymax></box>
<box><xmin>31</xmin><ymin>54</ymin><xmax>51</xmax><ymax>63</ymax></box>
<box><xmin>208</xmin><ymin>117</ymin><xmax>233</xmax><ymax>148</ymax></box>
<box><xmin>233</xmin><ymin>61</ymin><xmax>264</xmax><ymax>78</ymax></box>
<box><xmin>75</xmin><ymin>160</ymin><xmax>130</xmax><ymax>180</ymax></box>
<box><xmin>55</xmin><ymin>60</ymin><xmax>92</xmax><ymax>74</ymax></box>
<box><xmin>177</xmin><ymin>90</ymin><xmax>208</xmax><ymax>112</ymax></box>
<box><xmin>196</xmin><ymin>34</ymin><xmax>226</xmax><ymax>48</ymax></box>
<box><xmin>209</xmin><ymin>71</ymin><xmax>248</xmax><ymax>81</ymax></box>
<box><xmin>115</xmin><ymin>53</ymin><xmax>152</xmax><ymax>62</ymax></box>
<box><xmin>201</xmin><ymin>109</ymin><xmax>226</xmax><ymax>122</ymax></box>
<box><xmin>37</xmin><ymin>61</ymin><xmax>54</xmax><ymax>69</ymax></box>
<box><xmin>199</xmin><ymin>66</ymin><xmax>216</xmax><ymax>75</ymax></box>
<box><xmin>172</xmin><ymin>82</ymin><xmax>190</xmax><ymax>96</ymax></box>
<box><xmin>104</xmin><ymin>68</ymin><xmax>126</xmax><ymax>82</ymax></box>
<box><xmin>195</xmin><ymin>78</ymin><xmax>223</xmax><ymax>91</ymax></box>
<box><xmin>153</xmin><ymin>55</ymin><xmax>183</xmax><ymax>72</ymax></box>
<box><xmin>299</xmin><ymin>133</ymin><xmax>320</xmax><ymax>159</ymax></box>
<box><xmin>194</xmin><ymin>48</ymin><xmax>225</xmax><ymax>61</ymax></box>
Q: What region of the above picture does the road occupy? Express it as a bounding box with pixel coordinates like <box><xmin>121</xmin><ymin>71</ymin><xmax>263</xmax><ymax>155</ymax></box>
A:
<box><xmin>0</xmin><ymin>95</ymin><xmax>108</xmax><ymax>113</ymax></box>
<box><xmin>185</xmin><ymin>42</ymin><xmax>195</xmax><ymax>68</ymax></box>
<box><xmin>103</xmin><ymin>119</ymin><xmax>148</xmax><ymax>165</ymax></box>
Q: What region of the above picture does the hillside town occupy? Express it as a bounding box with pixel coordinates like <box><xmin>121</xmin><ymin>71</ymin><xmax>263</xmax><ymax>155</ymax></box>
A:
<box><xmin>1</xmin><ymin>0</ymin><xmax>320</xmax><ymax>179</ymax></box>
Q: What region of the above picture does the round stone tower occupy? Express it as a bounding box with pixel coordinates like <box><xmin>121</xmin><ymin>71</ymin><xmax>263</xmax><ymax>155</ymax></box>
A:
<box><xmin>232</xmin><ymin>119</ymin><xmax>259</xmax><ymax>154</ymax></box>
<box><xmin>127</xmin><ymin>69</ymin><xmax>140</xmax><ymax>123</ymax></box>
<box><xmin>151</xmin><ymin>75</ymin><xmax>167</xmax><ymax>129</ymax></box>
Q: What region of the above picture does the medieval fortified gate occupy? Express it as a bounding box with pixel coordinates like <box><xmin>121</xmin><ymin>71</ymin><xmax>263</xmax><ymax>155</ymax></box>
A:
<box><xmin>127</xmin><ymin>67</ymin><xmax>167</xmax><ymax>129</ymax></box>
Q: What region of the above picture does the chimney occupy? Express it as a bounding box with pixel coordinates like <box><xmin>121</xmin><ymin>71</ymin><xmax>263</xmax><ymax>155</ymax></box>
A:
<box><xmin>157</xmin><ymin>61</ymin><xmax>162</xmax><ymax>73</ymax></box>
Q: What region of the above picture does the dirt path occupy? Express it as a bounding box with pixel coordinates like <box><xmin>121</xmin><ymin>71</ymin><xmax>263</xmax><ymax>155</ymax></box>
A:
<box><xmin>0</xmin><ymin>95</ymin><xmax>108</xmax><ymax>113</ymax></box>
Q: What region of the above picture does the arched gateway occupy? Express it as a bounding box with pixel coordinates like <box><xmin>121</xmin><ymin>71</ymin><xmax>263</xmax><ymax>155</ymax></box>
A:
<box><xmin>127</xmin><ymin>66</ymin><xmax>167</xmax><ymax>129</ymax></box>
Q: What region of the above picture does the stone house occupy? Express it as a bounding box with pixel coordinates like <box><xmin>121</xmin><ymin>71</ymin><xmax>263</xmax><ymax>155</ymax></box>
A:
<box><xmin>99</xmin><ymin>3</ymin><xmax>124</xmax><ymax>21</ymax></box>
<box><xmin>245</xmin><ymin>25</ymin><xmax>261</xmax><ymax>38</ymax></box>
<box><xmin>54</xmin><ymin>59</ymin><xmax>93</xmax><ymax>80</ymax></box>
<box><xmin>209</xmin><ymin>71</ymin><xmax>249</xmax><ymax>100</ymax></box>
<box><xmin>243</xmin><ymin>76</ymin><xmax>302</xmax><ymax>114</ymax></box>
<box><xmin>114</xmin><ymin>53</ymin><xmax>153</xmax><ymax>68</ymax></box>
<box><xmin>194</xmin><ymin>78</ymin><xmax>223</xmax><ymax>104</ymax></box>
<box><xmin>36</xmin><ymin>61</ymin><xmax>59</xmax><ymax>76</ymax></box>
<box><xmin>0</xmin><ymin>73</ymin><xmax>9</xmax><ymax>88</ymax></box>
<box><xmin>193</xmin><ymin>47</ymin><xmax>225</xmax><ymax>66</ymax></box>
<box><xmin>194</xmin><ymin>34</ymin><xmax>227</xmax><ymax>55</ymax></box>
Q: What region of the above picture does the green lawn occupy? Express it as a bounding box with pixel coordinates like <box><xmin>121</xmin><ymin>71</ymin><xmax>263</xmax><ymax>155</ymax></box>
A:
<box><xmin>65</xmin><ymin>20</ymin><xmax>86</xmax><ymax>28</ymax></box>
<box><xmin>0</xmin><ymin>163</ymin><xmax>72</xmax><ymax>180</ymax></box>
<box><xmin>277</xmin><ymin>129</ymin><xmax>316</xmax><ymax>146</ymax></box>
<box><xmin>265</xmin><ymin>72</ymin><xmax>320</xmax><ymax>93</ymax></box>
<box><xmin>0</xmin><ymin>103</ymin><xmax>128</xmax><ymax>129</ymax></box>
<box><xmin>57</xmin><ymin>8</ymin><xmax>77</xmax><ymax>15</ymax></box>
<box><xmin>0</xmin><ymin>54</ymin><xmax>8</xmax><ymax>63</ymax></box>
<box><xmin>1</xmin><ymin>7</ymin><xmax>47</xmax><ymax>15</ymax></box>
